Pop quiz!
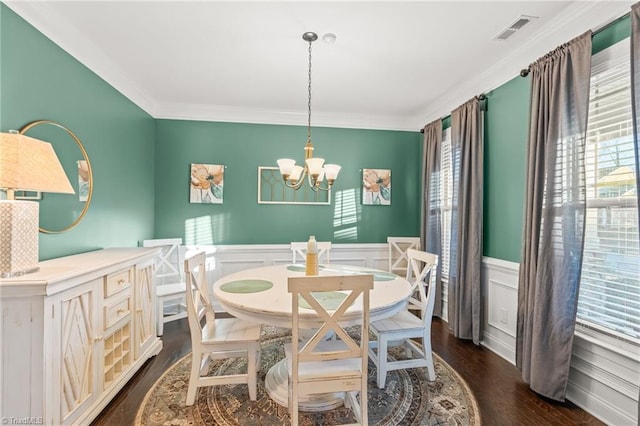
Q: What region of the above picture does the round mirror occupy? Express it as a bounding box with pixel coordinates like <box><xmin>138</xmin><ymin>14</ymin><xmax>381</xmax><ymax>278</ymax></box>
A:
<box><xmin>19</xmin><ymin>120</ymin><xmax>93</xmax><ymax>234</ymax></box>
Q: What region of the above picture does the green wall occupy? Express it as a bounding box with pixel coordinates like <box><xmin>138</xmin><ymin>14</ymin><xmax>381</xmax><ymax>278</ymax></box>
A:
<box><xmin>0</xmin><ymin>5</ymin><xmax>156</xmax><ymax>260</ymax></box>
<box><xmin>483</xmin><ymin>76</ymin><xmax>530</xmax><ymax>262</ymax></box>
<box><xmin>154</xmin><ymin>120</ymin><xmax>421</xmax><ymax>244</ymax></box>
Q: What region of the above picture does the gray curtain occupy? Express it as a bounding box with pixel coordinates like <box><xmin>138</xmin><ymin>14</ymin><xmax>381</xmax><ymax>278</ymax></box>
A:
<box><xmin>448</xmin><ymin>98</ymin><xmax>483</xmax><ymax>344</ymax></box>
<box><xmin>421</xmin><ymin>119</ymin><xmax>443</xmax><ymax>317</ymax></box>
<box><xmin>516</xmin><ymin>31</ymin><xmax>592</xmax><ymax>402</ymax></box>
<box><xmin>630</xmin><ymin>3</ymin><xmax>640</xmax><ymax>423</ymax></box>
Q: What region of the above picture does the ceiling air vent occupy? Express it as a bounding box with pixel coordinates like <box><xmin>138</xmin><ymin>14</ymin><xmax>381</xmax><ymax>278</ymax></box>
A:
<box><xmin>494</xmin><ymin>15</ymin><xmax>538</xmax><ymax>41</ymax></box>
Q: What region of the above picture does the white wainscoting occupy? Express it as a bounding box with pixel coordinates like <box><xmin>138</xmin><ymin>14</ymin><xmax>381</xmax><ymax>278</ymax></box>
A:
<box><xmin>481</xmin><ymin>256</ymin><xmax>640</xmax><ymax>426</ymax></box>
<box><xmin>481</xmin><ymin>257</ymin><xmax>519</xmax><ymax>364</ymax></box>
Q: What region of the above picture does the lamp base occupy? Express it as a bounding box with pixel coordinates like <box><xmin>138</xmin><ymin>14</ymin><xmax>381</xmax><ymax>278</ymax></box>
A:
<box><xmin>0</xmin><ymin>200</ymin><xmax>39</xmax><ymax>277</ymax></box>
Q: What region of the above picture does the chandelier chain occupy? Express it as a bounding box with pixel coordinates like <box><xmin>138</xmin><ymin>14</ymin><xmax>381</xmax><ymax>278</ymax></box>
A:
<box><xmin>307</xmin><ymin>38</ymin><xmax>312</xmax><ymax>142</ymax></box>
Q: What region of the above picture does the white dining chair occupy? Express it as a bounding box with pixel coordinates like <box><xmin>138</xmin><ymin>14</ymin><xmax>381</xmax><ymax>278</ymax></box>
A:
<box><xmin>290</xmin><ymin>241</ymin><xmax>332</xmax><ymax>264</ymax></box>
<box><xmin>142</xmin><ymin>238</ymin><xmax>187</xmax><ymax>336</ymax></box>
<box><xmin>184</xmin><ymin>251</ymin><xmax>262</xmax><ymax>406</ymax></box>
<box><xmin>285</xmin><ymin>274</ymin><xmax>373</xmax><ymax>426</ymax></box>
<box><xmin>369</xmin><ymin>248</ymin><xmax>438</xmax><ymax>389</ymax></box>
<box><xmin>387</xmin><ymin>237</ymin><xmax>421</xmax><ymax>276</ymax></box>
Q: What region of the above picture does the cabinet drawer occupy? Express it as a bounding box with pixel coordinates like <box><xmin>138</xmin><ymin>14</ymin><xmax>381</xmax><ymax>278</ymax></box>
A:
<box><xmin>105</xmin><ymin>268</ymin><xmax>133</xmax><ymax>297</ymax></box>
<box><xmin>104</xmin><ymin>293</ymin><xmax>132</xmax><ymax>330</ymax></box>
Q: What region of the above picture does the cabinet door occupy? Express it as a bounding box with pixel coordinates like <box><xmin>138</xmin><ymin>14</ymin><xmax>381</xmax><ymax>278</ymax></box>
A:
<box><xmin>134</xmin><ymin>260</ymin><xmax>156</xmax><ymax>357</ymax></box>
<box><xmin>49</xmin><ymin>281</ymin><xmax>99</xmax><ymax>425</ymax></box>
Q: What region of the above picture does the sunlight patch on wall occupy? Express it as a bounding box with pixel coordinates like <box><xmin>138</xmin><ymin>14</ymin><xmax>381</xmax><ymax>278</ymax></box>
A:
<box><xmin>185</xmin><ymin>215</ymin><xmax>214</xmax><ymax>245</ymax></box>
<box><xmin>184</xmin><ymin>215</ymin><xmax>225</xmax><ymax>273</ymax></box>
<box><xmin>184</xmin><ymin>213</ymin><xmax>230</xmax><ymax>246</ymax></box>
<box><xmin>332</xmin><ymin>188</ymin><xmax>360</xmax><ymax>241</ymax></box>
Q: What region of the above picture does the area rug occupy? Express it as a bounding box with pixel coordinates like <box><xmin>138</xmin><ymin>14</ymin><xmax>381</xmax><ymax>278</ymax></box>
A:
<box><xmin>136</xmin><ymin>326</ymin><xmax>480</xmax><ymax>425</ymax></box>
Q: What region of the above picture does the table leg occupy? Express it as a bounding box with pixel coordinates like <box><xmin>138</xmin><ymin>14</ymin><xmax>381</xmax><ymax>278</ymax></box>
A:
<box><xmin>264</xmin><ymin>359</ymin><xmax>345</xmax><ymax>411</ymax></box>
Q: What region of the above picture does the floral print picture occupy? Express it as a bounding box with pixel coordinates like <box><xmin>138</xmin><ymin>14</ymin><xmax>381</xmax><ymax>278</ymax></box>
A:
<box><xmin>362</xmin><ymin>168</ymin><xmax>391</xmax><ymax>205</ymax></box>
<box><xmin>190</xmin><ymin>163</ymin><xmax>224</xmax><ymax>203</ymax></box>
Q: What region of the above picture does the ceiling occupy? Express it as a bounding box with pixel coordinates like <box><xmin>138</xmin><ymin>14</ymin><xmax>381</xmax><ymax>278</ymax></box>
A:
<box><xmin>5</xmin><ymin>1</ymin><xmax>634</xmax><ymax>131</ymax></box>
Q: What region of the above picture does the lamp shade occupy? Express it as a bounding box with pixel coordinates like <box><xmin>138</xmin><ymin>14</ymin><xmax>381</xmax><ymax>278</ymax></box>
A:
<box><xmin>324</xmin><ymin>164</ymin><xmax>341</xmax><ymax>181</ymax></box>
<box><xmin>290</xmin><ymin>165</ymin><xmax>304</xmax><ymax>182</ymax></box>
<box><xmin>305</xmin><ymin>157</ymin><xmax>325</xmax><ymax>176</ymax></box>
<box><xmin>277</xmin><ymin>158</ymin><xmax>296</xmax><ymax>176</ymax></box>
<box><xmin>0</xmin><ymin>132</ymin><xmax>75</xmax><ymax>195</ymax></box>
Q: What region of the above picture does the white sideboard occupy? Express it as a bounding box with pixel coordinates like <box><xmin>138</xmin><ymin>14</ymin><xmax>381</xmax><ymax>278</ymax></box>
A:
<box><xmin>0</xmin><ymin>248</ymin><xmax>163</xmax><ymax>425</ymax></box>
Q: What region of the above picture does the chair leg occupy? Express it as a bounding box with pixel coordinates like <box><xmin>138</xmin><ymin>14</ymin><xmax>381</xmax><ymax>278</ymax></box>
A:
<box><xmin>186</xmin><ymin>351</ymin><xmax>201</xmax><ymax>406</ymax></box>
<box><xmin>247</xmin><ymin>344</ymin><xmax>257</xmax><ymax>401</ymax></box>
<box><xmin>361</xmin><ymin>387</ymin><xmax>368</xmax><ymax>426</ymax></box>
<box><xmin>423</xmin><ymin>334</ymin><xmax>436</xmax><ymax>381</ymax></box>
<box><xmin>377</xmin><ymin>337</ymin><xmax>388</xmax><ymax>389</ymax></box>
<box><xmin>290</xmin><ymin>380</ymin><xmax>299</xmax><ymax>426</ymax></box>
<box><xmin>157</xmin><ymin>299</ymin><xmax>164</xmax><ymax>336</ymax></box>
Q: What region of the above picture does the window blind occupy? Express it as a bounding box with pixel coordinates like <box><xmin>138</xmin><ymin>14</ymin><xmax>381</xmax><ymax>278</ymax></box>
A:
<box><xmin>577</xmin><ymin>38</ymin><xmax>640</xmax><ymax>343</ymax></box>
<box><xmin>441</xmin><ymin>128</ymin><xmax>453</xmax><ymax>279</ymax></box>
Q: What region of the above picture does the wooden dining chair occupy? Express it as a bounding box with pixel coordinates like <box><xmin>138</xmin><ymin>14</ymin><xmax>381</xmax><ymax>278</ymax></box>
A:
<box><xmin>285</xmin><ymin>274</ymin><xmax>373</xmax><ymax>426</ymax></box>
<box><xmin>184</xmin><ymin>251</ymin><xmax>262</xmax><ymax>406</ymax></box>
<box><xmin>387</xmin><ymin>237</ymin><xmax>421</xmax><ymax>276</ymax></box>
<box><xmin>368</xmin><ymin>248</ymin><xmax>438</xmax><ymax>389</ymax></box>
<box><xmin>142</xmin><ymin>238</ymin><xmax>187</xmax><ymax>336</ymax></box>
<box><xmin>290</xmin><ymin>241</ymin><xmax>332</xmax><ymax>264</ymax></box>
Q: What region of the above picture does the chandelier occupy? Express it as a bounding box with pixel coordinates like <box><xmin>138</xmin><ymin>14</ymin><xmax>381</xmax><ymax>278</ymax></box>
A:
<box><xmin>277</xmin><ymin>32</ymin><xmax>341</xmax><ymax>191</ymax></box>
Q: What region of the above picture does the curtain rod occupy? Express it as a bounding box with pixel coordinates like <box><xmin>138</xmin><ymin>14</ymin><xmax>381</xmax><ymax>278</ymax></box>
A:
<box><xmin>419</xmin><ymin>94</ymin><xmax>485</xmax><ymax>133</ymax></box>
<box><xmin>520</xmin><ymin>11</ymin><xmax>630</xmax><ymax>77</ymax></box>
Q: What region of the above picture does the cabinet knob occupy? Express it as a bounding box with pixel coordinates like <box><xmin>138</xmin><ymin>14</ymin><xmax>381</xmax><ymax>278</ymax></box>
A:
<box><xmin>94</xmin><ymin>335</ymin><xmax>103</xmax><ymax>342</ymax></box>
<box><xmin>117</xmin><ymin>309</ymin><xmax>126</xmax><ymax>315</ymax></box>
<box><xmin>117</xmin><ymin>278</ymin><xmax>125</xmax><ymax>285</ymax></box>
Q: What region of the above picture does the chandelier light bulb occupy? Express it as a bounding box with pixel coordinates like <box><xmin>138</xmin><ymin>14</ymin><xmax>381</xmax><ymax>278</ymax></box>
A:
<box><xmin>277</xmin><ymin>158</ymin><xmax>296</xmax><ymax>176</ymax></box>
<box><xmin>306</xmin><ymin>158</ymin><xmax>325</xmax><ymax>177</ymax></box>
<box><xmin>290</xmin><ymin>165</ymin><xmax>304</xmax><ymax>182</ymax></box>
<box><xmin>324</xmin><ymin>164</ymin><xmax>341</xmax><ymax>181</ymax></box>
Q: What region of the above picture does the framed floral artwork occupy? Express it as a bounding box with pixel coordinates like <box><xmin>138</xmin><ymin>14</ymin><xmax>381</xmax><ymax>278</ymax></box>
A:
<box><xmin>190</xmin><ymin>163</ymin><xmax>224</xmax><ymax>204</ymax></box>
<box><xmin>362</xmin><ymin>168</ymin><xmax>391</xmax><ymax>205</ymax></box>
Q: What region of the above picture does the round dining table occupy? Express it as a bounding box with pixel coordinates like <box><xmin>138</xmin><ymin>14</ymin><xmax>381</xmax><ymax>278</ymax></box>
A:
<box><xmin>212</xmin><ymin>262</ymin><xmax>412</xmax><ymax>411</ymax></box>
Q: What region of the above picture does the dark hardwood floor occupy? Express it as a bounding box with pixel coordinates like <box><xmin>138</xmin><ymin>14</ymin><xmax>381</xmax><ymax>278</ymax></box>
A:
<box><xmin>92</xmin><ymin>317</ymin><xmax>604</xmax><ymax>425</ymax></box>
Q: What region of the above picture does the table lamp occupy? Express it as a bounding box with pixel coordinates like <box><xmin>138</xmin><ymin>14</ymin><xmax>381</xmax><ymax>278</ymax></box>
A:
<box><xmin>0</xmin><ymin>130</ymin><xmax>75</xmax><ymax>277</ymax></box>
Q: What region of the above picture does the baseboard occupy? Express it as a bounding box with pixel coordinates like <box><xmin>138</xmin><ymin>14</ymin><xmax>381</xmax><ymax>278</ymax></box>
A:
<box><xmin>480</xmin><ymin>332</ymin><xmax>515</xmax><ymax>365</ymax></box>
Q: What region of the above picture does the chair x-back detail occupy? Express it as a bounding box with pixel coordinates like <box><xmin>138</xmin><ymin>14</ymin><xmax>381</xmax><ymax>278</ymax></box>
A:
<box><xmin>369</xmin><ymin>249</ymin><xmax>438</xmax><ymax>389</ymax></box>
<box><xmin>184</xmin><ymin>252</ymin><xmax>262</xmax><ymax>406</ymax></box>
<box><xmin>286</xmin><ymin>274</ymin><xmax>373</xmax><ymax>426</ymax></box>
<box><xmin>290</xmin><ymin>241</ymin><xmax>332</xmax><ymax>264</ymax></box>
<box><xmin>387</xmin><ymin>237</ymin><xmax>421</xmax><ymax>276</ymax></box>
<box><xmin>143</xmin><ymin>238</ymin><xmax>187</xmax><ymax>336</ymax></box>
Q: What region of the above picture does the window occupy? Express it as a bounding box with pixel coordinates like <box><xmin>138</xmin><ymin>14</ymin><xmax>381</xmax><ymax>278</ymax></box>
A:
<box><xmin>441</xmin><ymin>128</ymin><xmax>453</xmax><ymax>279</ymax></box>
<box><xmin>577</xmin><ymin>38</ymin><xmax>640</xmax><ymax>343</ymax></box>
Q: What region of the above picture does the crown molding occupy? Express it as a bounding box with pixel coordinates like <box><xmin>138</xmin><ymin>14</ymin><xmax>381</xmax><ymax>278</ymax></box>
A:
<box><xmin>4</xmin><ymin>1</ymin><xmax>157</xmax><ymax>115</ymax></box>
<box><xmin>415</xmin><ymin>0</ymin><xmax>634</xmax><ymax>127</ymax></box>
<box><xmin>154</xmin><ymin>102</ymin><xmax>420</xmax><ymax>131</ymax></box>
<box><xmin>5</xmin><ymin>1</ymin><xmax>635</xmax><ymax>132</ymax></box>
